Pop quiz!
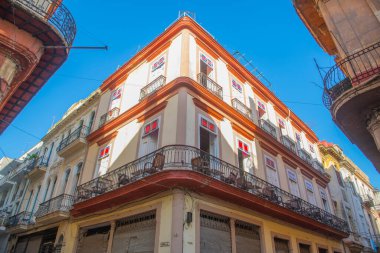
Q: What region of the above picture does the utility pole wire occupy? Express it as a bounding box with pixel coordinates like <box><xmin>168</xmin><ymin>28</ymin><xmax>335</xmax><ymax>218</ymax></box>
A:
<box><xmin>0</xmin><ymin>119</ymin><xmax>41</xmax><ymax>141</ymax></box>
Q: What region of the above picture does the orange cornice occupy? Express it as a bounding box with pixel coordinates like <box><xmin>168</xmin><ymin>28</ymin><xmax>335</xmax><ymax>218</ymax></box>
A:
<box><xmin>232</xmin><ymin>122</ymin><xmax>255</xmax><ymax>140</ymax></box>
<box><xmin>96</xmin><ymin>131</ymin><xmax>118</xmax><ymax>146</ymax></box>
<box><xmin>301</xmin><ymin>169</ymin><xmax>314</xmax><ymax>180</ymax></box>
<box><xmin>283</xmin><ymin>157</ymin><xmax>298</xmax><ymax>169</ymax></box>
<box><xmin>195</xmin><ymin>37</ymin><xmax>219</xmax><ymax>60</ymax></box>
<box><xmin>146</xmin><ymin>40</ymin><xmax>172</xmax><ymax>62</ymax></box>
<box><xmin>137</xmin><ymin>101</ymin><xmax>168</xmax><ymax>122</ymax></box>
<box><xmin>193</xmin><ymin>97</ymin><xmax>224</xmax><ymax>120</ymax></box>
<box><xmin>316</xmin><ymin>179</ymin><xmax>328</xmax><ymax>188</ymax></box>
<box><xmin>260</xmin><ymin>141</ymin><xmax>279</xmax><ymax>156</ymax></box>
<box><xmin>227</xmin><ymin>65</ymin><xmax>246</xmax><ymax>84</ymax></box>
<box><xmin>99</xmin><ymin>17</ymin><xmax>318</xmax><ymax>142</ymax></box>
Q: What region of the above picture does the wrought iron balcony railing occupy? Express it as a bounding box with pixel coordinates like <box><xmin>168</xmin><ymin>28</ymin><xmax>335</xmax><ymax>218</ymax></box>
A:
<box><xmin>35</xmin><ymin>194</ymin><xmax>74</xmax><ymax>218</ymax></box>
<box><xmin>312</xmin><ymin>161</ymin><xmax>324</xmax><ymax>173</ymax></box>
<box><xmin>280</xmin><ymin>135</ymin><xmax>297</xmax><ymax>154</ymax></box>
<box><xmin>139</xmin><ymin>75</ymin><xmax>167</xmax><ymax>100</ymax></box>
<box><xmin>360</xmin><ymin>194</ymin><xmax>375</xmax><ymax>208</ymax></box>
<box><xmin>322</xmin><ymin>41</ymin><xmax>380</xmax><ymax>109</ymax></box>
<box><xmin>197</xmin><ymin>73</ymin><xmax>223</xmax><ymax>99</ymax></box>
<box><xmin>75</xmin><ymin>145</ymin><xmax>349</xmax><ymax>233</ymax></box>
<box><xmin>10</xmin><ymin>0</ymin><xmax>76</xmax><ymax>46</ymax></box>
<box><xmin>5</xmin><ymin>211</ymin><xmax>33</xmax><ymax>227</ymax></box>
<box><xmin>99</xmin><ymin>107</ymin><xmax>120</xmax><ymax>128</ymax></box>
<box><xmin>298</xmin><ymin>148</ymin><xmax>313</xmax><ymax>165</ymax></box>
<box><xmin>231</xmin><ymin>98</ymin><xmax>252</xmax><ymax>120</ymax></box>
<box><xmin>259</xmin><ymin>119</ymin><xmax>277</xmax><ymax>139</ymax></box>
<box><xmin>57</xmin><ymin>125</ymin><xmax>89</xmax><ymax>152</ymax></box>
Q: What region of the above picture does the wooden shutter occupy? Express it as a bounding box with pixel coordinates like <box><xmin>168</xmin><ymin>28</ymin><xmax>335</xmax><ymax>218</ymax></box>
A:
<box><xmin>111</xmin><ymin>211</ymin><xmax>156</xmax><ymax>253</ymax></box>
<box><xmin>274</xmin><ymin>237</ymin><xmax>290</xmax><ymax>253</ymax></box>
<box><xmin>200</xmin><ymin>210</ymin><xmax>232</xmax><ymax>253</ymax></box>
<box><xmin>25</xmin><ymin>236</ymin><xmax>43</xmax><ymax>253</ymax></box>
<box><xmin>235</xmin><ymin>220</ymin><xmax>261</xmax><ymax>253</ymax></box>
<box><xmin>77</xmin><ymin>225</ymin><xmax>110</xmax><ymax>253</ymax></box>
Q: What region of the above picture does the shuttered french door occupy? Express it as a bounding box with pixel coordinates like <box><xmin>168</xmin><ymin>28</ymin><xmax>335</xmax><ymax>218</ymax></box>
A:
<box><xmin>235</xmin><ymin>220</ymin><xmax>261</xmax><ymax>253</ymax></box>
<box><xmin>77</xmin><ymin>225</ymin><xmax>110</xmax><ymax>253</ymax></box>
<box><xmin>200</xmin><ymin>211</ymin><xmax>232</xmax><ymax>253</ymax></box>
<box><xmin>111</xmin><ymin>211</ymin><xmax>156</xmax><ymax>253</ymax></box>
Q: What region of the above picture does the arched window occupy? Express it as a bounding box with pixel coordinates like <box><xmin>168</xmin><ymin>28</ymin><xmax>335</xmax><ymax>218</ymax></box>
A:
<box><xmin>71</xmin><ymin>162</ymin><xmax>83</xmax><ymax>195</ymax></box>
<box><xmin>61</xmin><ymin>169</ymin><xmax>71</xmax><ymax>194</ymax></box>
<box><xmin>43</xmin><ymin>179</ymin><xmax>51</xmax><ymax>202</ymax></box>
<box><xmin>49</xmin><ymin>176</ymin><xmax>57</xmax><ymax>199</ymax></box>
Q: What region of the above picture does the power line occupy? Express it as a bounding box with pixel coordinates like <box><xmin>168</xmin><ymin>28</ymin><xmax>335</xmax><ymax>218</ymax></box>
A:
<box><xmin>0</xmin><ymin>119</ymin><xmax>41</xmax><ymax>141</ymax></box>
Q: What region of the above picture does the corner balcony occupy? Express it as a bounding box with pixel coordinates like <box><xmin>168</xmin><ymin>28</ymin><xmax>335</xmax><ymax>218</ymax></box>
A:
<box><xmin>139</xmin><ymin>75</ymin><xmax>167</xmax><ymax>101</ymax></box>
<box><xmin>35</xmin><ymin>194</ymin><xmax>74</xmax><ymax>225</ymax></box>
<box><xmin>99</xmin><ymin>107</ymin><xmax>120</xmax><ymax>128</ymax></box>
<box><xmin>322</xmin><ymin>41</ymin><xmax>380</xmax><ymax>172</ymax></box>
<box><xmin>0</xmin><ymin>0</ymin><xmax>76</xmax><ymax>134</ymax></box>
<box><xmin>259</xmin><ymin>119</ymin><xmax>277</xmax><ymax>139</ymax></box>
<box><xmin>73</xmin><ymin>145</ymin><xmax>349</xmax><ymax>238</ymax></box>
<box><xmin>280</xmin><ymin>135</ymin><xmax>297</xmax><ymax>154</ymax></box>
<box><xmin>57</xmin><ymin>125</ymin><xmax>89</xmax><ymax>158</ymax></box>
<box><xmin>5</xmin><ymin>211</ymin><xmax>34</xmax><ymax>233</ymax></box>
<box><xmin>231</xmin><ymin>98</ymin><xmax>253</xmax><ymax>120</ymax></box>
<box><xmin>197</xmin><ymin>73</ymin><xmax>223</xmax><ymax>99</ymax></box>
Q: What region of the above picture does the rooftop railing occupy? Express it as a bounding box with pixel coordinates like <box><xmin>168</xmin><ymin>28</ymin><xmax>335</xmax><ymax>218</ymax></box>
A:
<box><xmin>57</xmin><ymin>125</ymin><xmax>89</xmax><ymax>152</ymax></box>
<box><xmin>259</xmin><ymin>119</ymin><xmax>277</xmax><ymax>139</ymax></box>
<box><xmin>139</xmin><ymin>75</ymin><xmax>166</xmax><ymax>101</ymax></box>
<box><xmin>35</xmin><ymin>194</ymin><xmax>74</xmax><ymax>218</ymax></box>
<box><xmin>197</xmin><ymin>73</ymin><xmax>223</xmax><ymax>99</ymax></box>
<box><xmin>231</xmin><ymin>98</ymin><xmax>253</xmax><ymax>120</ymax></box>
<box><xmin>5</xmin><ymin>211</ymin><xmax>33</xmax><ymax>228</ymax></box>
<box><xmin>99</xmin><ymin>107</ymin><xmax>120</xmax><ymax>128</ymax></box>
<box><xmin>75</xmin><ymin>145</ymin><xmax>349</xmax><ymax>233</ymax></box>
<box><xmin>10</xmin><ymin>0</ymin><xmax>76</xmax><ymax>46</ymax></box>
<box><xmin>322</xmin><ymin>41</ymin><xmax>380</xmax><ymax>109</ymax></box>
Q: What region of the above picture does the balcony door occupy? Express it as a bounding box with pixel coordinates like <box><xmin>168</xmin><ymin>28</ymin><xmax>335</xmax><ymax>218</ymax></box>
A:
<box><xmin>199</xmin><ymin>117</ymin><xmax>218</xmax><ymax>157</ymax></box>
<box><xmin>264</xmin><ymin>155</ymin><xmax>280</xmax><ymax>187</ymax></box>
<box><xmin>139</xmin><ymin>119</ymin><xmax>160</xmax><ymax>157</ymax></box>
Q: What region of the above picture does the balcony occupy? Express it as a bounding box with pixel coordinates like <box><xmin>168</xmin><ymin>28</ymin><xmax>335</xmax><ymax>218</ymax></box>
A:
<box><xmin>57</xmin><ymin>125</ymin><xmax>89</xmax><ymax>157</ymax></box>
<box><xmin>99</xmin><ymin>107</ymin><xmax>120</xmax><ymax>128</ymax></box>
<box><xmin>35</xmin><ymin>194</ymin><xmax>74</xmax><ymax>225</ymax></box>
<box><xmin>74</xmin><ymin>145</ymin><xmax>349</xmax><ymax>237</ymax></box>
<box><xmin>298</xmin><ymin>149</ymin><xmax>313</xmax><ymax>165</ymax></box>
<box><xmin>197</xmin><ymin>73</ymin><xmax>223</xmax><ymax>99</ymax></box>
<box><xmin>280</xmin><ymin>135</ymin><xmax>297</xmax><ymax>154</ymax></box>
<box><xmin>5</xmin><ymin>211</ymin><xmax>34</xmax><ymax>232</ymax></box>
<box><xmin>26</xmin><ymin>157</ymin><xmax>48</xmax><ymax>178</ymax></box>
<box><xmin>231</xmin><ymin>98</ymin><xmax>252</xmax><ymax>120</ymax></box>
<box><xmin>139</xmin><ymin>75</ymin><xmax>167</xmax><ymax>100</ymax></box>
<box><xmin>323</xmin><ymin>41</ymin><xmax>380</xmax><ymax>109</ymax></box>
<box><xmin>312</xmin><ymin>161</ymin><xmax>324</xmax><ymax>173</ymax></box>
<box><xmin>360</xmin><ymin>194</ymin><xmax>375</xmax><ymax>208</ymax></box>
<box><xmin>259</xmin><ymin>119</ymin><xmax>277</xmax><ymax>139</ymax></box>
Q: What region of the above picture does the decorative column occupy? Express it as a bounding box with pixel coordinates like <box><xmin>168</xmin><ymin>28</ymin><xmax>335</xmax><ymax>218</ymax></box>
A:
<box><xmin>367</xmin><ymin>108</ymin><xmax>380</xmax><ymax>151</ymax></box>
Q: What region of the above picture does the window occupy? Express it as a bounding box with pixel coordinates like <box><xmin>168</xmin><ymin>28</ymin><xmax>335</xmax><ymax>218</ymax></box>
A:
<box><xmin>140</xmin><ymin>118</ymin><xmax>160</xmax><ymax>157</ymax></box>
<box><xmin>320</xmin><ymin>188</ymin><xmax>330</xmax><ymax>212</ymax></box>
<box><xmin>309</xmin><ymin>143</ymin><xmax>315</xmax><ymax>153</ymax></box>
<box><xmin>295</xmin><ymin>132</ymin><xmax>302</xmax><ymax>149</ymax></box>
<box><xmin>232</xmin><ymin>79</ymin><xmax>243</xmax><ymax>93</ymax></box>
<box><xmin>31</xmin><ymin>185</ymin><xmax>41</xmax><ymax>214</ymax></box>
<box><xmin>257</xmin><ymin>101</ymin><xmax>266</xmax><ymax>118</ymax></box>
<box><xmin>199</xmin><ymin>116</ymin><xmax>218</xmax><ymax>156</ymax></box>
<box><xmin>304</xmin><ymin>179</ymin><xmax>316</xmax><ymax>205</ymax></box>
<box><xmin>231</xmin><ymin>79</ymin><xmax>244</xmax><ymax>102</ymax></box>
<box><xmin>111</xmin><ymin>211</ymin><xmax>156</xmax><ymax>253</ymax></box>
<box><xmin>318</xmin><ymin>248</ymin><xmax>328</xmax><ymax>253</ymax></box>
<box><xmin>200</xmin><ymin>53</ymin><xmax>214</xmax><ymax>78</ymax></box>
<box><xmin>335</xmin><ymin>169</ymin><xmax>344</xmax><ymax>187</ymax></box>
<box><xmin>150</xmin><ymin>55</ymin><xmax>166</xmax><ymax>81</ymax></box>
<box><xmin>237</xmin><ymin>139</ymin><xmax>253</xmax><ymax>174</ymax></box>
<box><xmin>61</xmin><ymin>169</ymin><xmax>71</xmax><ymax>194</ymax></box>
<box><xmin>71</xmin><ymin>162</ymin><xmax>83</xmax><ymax>195</ymax></box>
<box><xmin>274</xmin><ymin>237</ymin><xmax>290</xmax><ymax>253</ymax></box>
<box><xmin>200</xmin><ymin>211</ymin><xmax>231</xmax><ymax>253</ymax></box>
<box><xmin>88</xmin><ymin>111</ymin><xmax>96</xmax><ymax>132</ymax></box>
<box><xmin>287</xmin><ymin>169</ymin><xmax>300</xmax><ymax>197</ymax></box>
<box><xmin>110</xmin><ymin>87</ymin><xmax>122</xmax><ymax>110</ymax></box>
<box><xmin>278</xmin><ymin>118</ymin><xmax>287</xmax><ymax>136</ymax></box>
<box><xmin>299</xmin><ymin>243</ymin><xmax>311</xmax><ymax>253</ymax></box>
<box><xmin>95</xmin><ymin>145</ymin><xmax>112</xmax><ymax>177</ymax></box>
<box><xmin>235</xmin><ymin>220</ymin><xmax>261</xmax><ymax>253</ymax></box>
<box><xmin>77</xmin><ymin>225</ymin><xmax>111</xmax><ymax>253</ymax></box>
<box><xmin>264</xmin><ymin>155</ymin><xmax>279</xmax><ymax>187</ymax></box>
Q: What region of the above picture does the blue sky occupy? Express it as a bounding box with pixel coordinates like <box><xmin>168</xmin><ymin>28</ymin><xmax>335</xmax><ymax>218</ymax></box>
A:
<box><xmin>1</xmin><ymin>0</ymin><xmax>379</xmax><ymax>188</ymax></box>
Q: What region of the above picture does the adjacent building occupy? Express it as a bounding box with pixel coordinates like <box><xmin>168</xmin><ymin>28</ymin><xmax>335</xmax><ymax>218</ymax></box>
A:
<box><xmin>293</xmin><ymin>0</ymin><xmax>380</xmax><ymax>173</ymax></box>
<box><xmin>319</xmin><ymin>141</ymin><xmax>380</xmax><ymax>253</ymax></box>
<box><xmin>0</xmin><ymin>0</ymin><xmax>76</xmax><ymax>133</ymax></box>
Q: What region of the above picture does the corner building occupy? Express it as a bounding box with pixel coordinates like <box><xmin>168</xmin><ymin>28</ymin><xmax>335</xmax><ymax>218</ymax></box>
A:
<box><xmin>65</xmin><ymin>16</ymin><xmax>350</xmax><ymax>253</ymax></box>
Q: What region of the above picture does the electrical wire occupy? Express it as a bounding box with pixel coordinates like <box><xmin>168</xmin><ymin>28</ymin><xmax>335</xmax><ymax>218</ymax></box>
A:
<box><xmin>0</xmin><ymin>119</ymin><xmax>41</xmax><ymax>141</ymax></box>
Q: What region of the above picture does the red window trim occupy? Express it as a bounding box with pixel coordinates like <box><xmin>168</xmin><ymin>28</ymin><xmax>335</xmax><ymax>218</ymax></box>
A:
<box><xmin>143</xmin><ymin>119</ymin><xmax>159</xmax><ymax>136</ymax></box>
<box><xmin>200</xmin><ymin>117</ymin><xmax>216</xmax><ymax>133</ymax></box>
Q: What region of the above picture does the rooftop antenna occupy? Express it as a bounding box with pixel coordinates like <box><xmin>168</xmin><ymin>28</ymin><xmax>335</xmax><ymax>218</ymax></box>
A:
<box><xmin>178</xmin><ymin>10</ymin><xmax>196</xmax><ymax>20</ymax></box>
<box><xmin>233</xmin><ymin>51</ymin><xmax>273</xmax><ymax>90</ymax></box>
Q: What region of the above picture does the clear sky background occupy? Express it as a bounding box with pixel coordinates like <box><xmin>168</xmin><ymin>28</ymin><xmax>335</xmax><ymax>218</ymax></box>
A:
<box><xmin>1</xmin><ymin>0</ymin><xmax>379</xmax><ymax>188</ymax></box>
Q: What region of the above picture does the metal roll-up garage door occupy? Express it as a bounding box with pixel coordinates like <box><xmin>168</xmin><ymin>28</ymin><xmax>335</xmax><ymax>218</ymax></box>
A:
<box><xmin>111</xmin><ymin>211</ymin><xmax>156</xmax><ymax>253</ymax></box>
<box><xmin>77</xmin><ymin>225</ymin><xmax>110</xmax><ymax>253</ymax></box>
<box><xmin>200</xmin><ymin>210</ymin><xmax>232</xmax><ymax>253</ymax></box>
